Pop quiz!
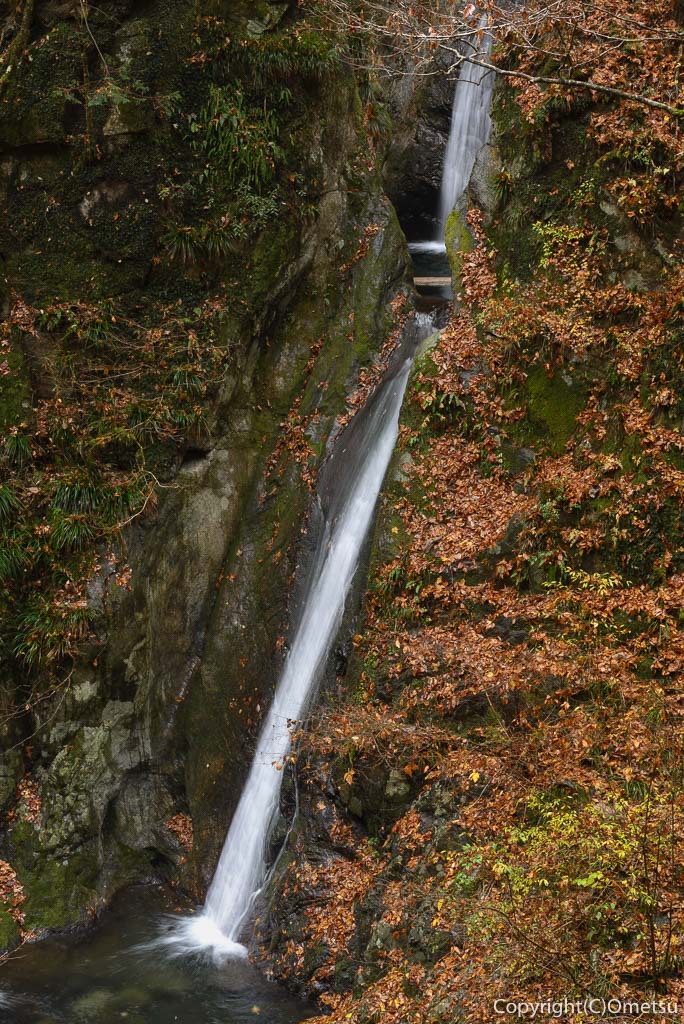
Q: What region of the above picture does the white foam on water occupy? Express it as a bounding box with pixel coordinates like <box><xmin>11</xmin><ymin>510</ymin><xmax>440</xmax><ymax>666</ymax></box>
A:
<box><xmin>140</xmin><ymin>913</ymin><xmax>248</xmax><ymax>961</ymax></box>
<box><xmin>409</xmin><ymin>241</ymin><xmax>447</xmax><ymax>255</ymax></box>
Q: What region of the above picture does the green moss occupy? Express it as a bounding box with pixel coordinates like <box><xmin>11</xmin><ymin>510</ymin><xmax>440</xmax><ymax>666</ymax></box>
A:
<box><xmin>444</xmin><ymin>208</ymin><xmax>473</xmax><ymax>285</ymax></box>
<box><xmin>488</xmin><ymin>84</ymin><xmax>609</xmax><ymax>284</ymax></box>
<box><xmin>201</xmin><ymin>0</ymin><xmax>283</xmax><ymax>28</ymax></box>
<box><xmin>0</xmin><ymin>23</ymin><xmax>81</xmax><ymax>148</ymax></box>
<box><xmin>0</xmin><ymin>906</ymin><xmax>19</xmax><ymax>952</ymax></box>
<box><xmin>0</xmin><ymin>339</ymin><xmax>31</xmax><ymax>429</ymax></box>
<box><xmin>350</xmin><ymin>205</ymin><xmax>409</xmax><ymax>357</ymax></box>
<box><xmin>103</xmin><ymin>97</ymin><xmax>153</xmax><ymax>137</ymax></box>
<box><xmin>19</xmin><ymin>850</ymin><xmax>99</xmax><ymax>931</ymax></box>
<box><xmin>524</xmin><ymin>366</ymin><xmax>586</xmax><ymax>453</ymax></box>
<box><xmin>244</xmin><ymin>214</ymin><xmax>301</xmax><ymax>307</ymax></box>
<box><xmin>10</xmin><ymin>815</ymin><xmax>99</xmax><ymax>931</ymax></box>
<box><xmin>0</xmin><ymin>750</ymin><xmax>23</xmax><ymax>814</ymax></box>
<box><xmin>411</xmin><ymin>339</ymin><xmax>440</xmax><ymax>381</ymax></box>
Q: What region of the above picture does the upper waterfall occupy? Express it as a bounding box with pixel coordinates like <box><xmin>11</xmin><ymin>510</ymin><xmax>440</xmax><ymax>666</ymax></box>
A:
<box><xmin>409</xmin><ymin>28</ymin><xmax>494</xmax><ymax>263</ymax></box>
<box><xmin>436</xmin><ymin>33</ymin><xmax>494</xmax><ymax>240</ymax></box>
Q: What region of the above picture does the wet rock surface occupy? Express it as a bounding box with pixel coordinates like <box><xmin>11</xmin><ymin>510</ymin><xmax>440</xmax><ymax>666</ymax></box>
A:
<box><xmin>382</xmin><ymin>55</ymin><xmax>455</xmax><ymax>240</ymax></box>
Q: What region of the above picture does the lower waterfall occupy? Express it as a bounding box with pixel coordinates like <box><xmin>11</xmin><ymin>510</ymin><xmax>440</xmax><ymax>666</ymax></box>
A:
<box><xmin>166</xmin><ymin>327</ymin><xmax>428</xmax><ymax>957</ymax></box>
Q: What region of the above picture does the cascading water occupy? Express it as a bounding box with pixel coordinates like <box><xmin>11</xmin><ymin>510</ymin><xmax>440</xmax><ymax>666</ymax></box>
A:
<box><xmin>165</xmin><ymin>329</ymin><xmax>429</xmax><ymax>958</ymax></box>
<box><xmin>435</xmin><ymin>34</ymin><xmax>494</xmax><ymax>240</ymax></box>
<box><xmin>409</xmin><ymin>27</ymin><xmax>494</xmax><ymax>265</ymax></box>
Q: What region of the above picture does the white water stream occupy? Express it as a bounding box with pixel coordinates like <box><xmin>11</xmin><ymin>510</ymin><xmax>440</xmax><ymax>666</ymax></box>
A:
<box><xmin>409</xmin><ymin>27</ymin><xmax>494</xmax><ymax>257</ymax></box>
<box><xmin>161</xmin><ymin>13</ymin><xmax>495</xmax><ymax>969</ymax></box>
<box><xmin>168</xmin><ymin>355</ymin><xmax>415</xmax><ymax>957</ymax></box>
<box><xmin>436</xmin><ymin>33</ymin><xmax>494</xmax><ymax>239</ymax></box>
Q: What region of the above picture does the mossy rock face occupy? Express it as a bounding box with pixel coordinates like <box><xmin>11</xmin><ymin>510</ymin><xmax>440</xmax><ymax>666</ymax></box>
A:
<box><xmin>468</xmin><ymin>141</ymin><xmax>501</xmax><ymax>219</ymax></box>
<box><xmin>0</xmin><ymin>749</ymin><xmax>23</xmax><ymax>815</ymax></box>
<box><xmin>0</xmin><ymin>0</ymin><xmax>200</xmax><ymax>303</ymax></box>
<box><xmin>7</xmin><ymin>691</ymin><xmax>173</xmax><ymax>928</ymax></box>
<box><xmin>103</xmin><ymin>98</ymin><xmax>153</xmax><ymax>138</ymax></box>
<box><xmin>0</xmin><ymin>906</ymin><xmax>19</xmax><ymax>952</ymax></box>
<box><xmin>0</xmin><ymin>340</ymin><xmax>32</xmax><ymax>429</ymax></box>
<box><xmin>444</xmin><ymin>206</ymin><xmax>474</xmax><ymax>286</ymax></box>
<box><xmin>199</xmin><ymin>0</ymin><xmax>290</xmax><ymax>29</ymax></box>
<box><xmin>524</xmin><ymin>366</ymin><xmax>586</xmax><ymax>453</ymax></box>
<box><xmin>15</xmin><ymin>842</ymin><xmax>100</xmax><ymax>932</ymax></box>
<box><xmin>0</xmin><ymin>23</ymin><xmax>82</xmax><ymax>148</ymax></box>
<box><xmin>246</xmin><ymin>2</ymin><xmax>290</xmax><ymax>36</ymax></box>
<box><xmin>179</xmin><ymin>197</ymin><xmax>411</xmax><ymax>884</ymax></box>
<box><xmin>351</xmin><ymin>198</ymin><xmax>410</xmax><ymax>357</ymax></box>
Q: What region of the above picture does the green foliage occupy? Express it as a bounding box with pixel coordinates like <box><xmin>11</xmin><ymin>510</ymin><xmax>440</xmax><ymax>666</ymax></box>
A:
<box><xmin>38</xmin><ymin>302</ymin><xmax>116</xmax><ymax>353</ymax></box>
<box><xmin>203</xmin><ymin>27</ymin><xmax>340</xmax><ymax>87</ymax></box>
<box><xmin>163</xmin><ymin>77</ymin><xmax>292</xmax><ymax>262</ymax></box>
<box><xmin>48</xmin><ymin>512</ymin><xmax>96</xmax><ymax>553</ymax></box>
<box><xmin>0</xmin><ymin>486</ymin><xmax>20</xmax><ymax>526</ymax></box>
<box><xmin>4</xmin><ymin>434</ymin><xmax>32</xmax><ymax>468</ymax></box>
<box><xmin>419</xmin><ymin>388</ymin><xmax>465</xmax><ymax>430</ymax></box>
<box><xmin>13</xmin><ymin>596</ymin><xmax>90</xmax><ymax>670</ymax></box>
<box><xmin>233</xmin><ymin>183</ymin><xmax>282</xmax><ymax>229</ymax></box>
<box><xmin>478</xmin><ymin>783</ymin><xmax>681</xmax><ymax>993</ymax></box>
<box><xmin>163</xmin><ymin>221</ymin><xmax>234</xmax><ymax>265</ymax></box>
<box><xmin>86</xmin><ymin>76</ymin><xmax>149</xmax><ymax>109</ymax></box>
<box><xmin>193</xmin><ymin>84</ymin><xmax>283</xmax><ymax>194</ymax></box>
<box><xmin>170</xmin><ymin>366</ymin><xmax>204</xmax><ymax>396</ymax></box>
<box><xmin>545</xmin><ymin>565</ymin><xmax>624</xmax><ymax>594</ymax></box>
<box><xmin>495</xmin><ymin>167</ymin><xmax>513</xmax><ymax>205</ymax></box>
<box><xmin>448</xmin><ymin>845</ymin><xmax>484</xmax><ymax>898</ymax></box>
<box><xmin>0</xmin><ymin>530</ymin><xmax>31</xmax><ymax>583</ymax></box>
<box><xmin>53</xmin><ymin>474</ymin><xmax>106</xmax><ymax>516</ymax></box>
<box><xmin>0</xmin><ymin>291</ymin><xmax>233</xmax><ymax>678</ymax></box>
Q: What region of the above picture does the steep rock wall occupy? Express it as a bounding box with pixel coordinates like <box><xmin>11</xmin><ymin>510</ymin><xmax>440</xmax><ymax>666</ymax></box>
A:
<box><xmin>0</xmin><ymin>0</ymin><xmax>412</xmax><ymax>941</ymax></box>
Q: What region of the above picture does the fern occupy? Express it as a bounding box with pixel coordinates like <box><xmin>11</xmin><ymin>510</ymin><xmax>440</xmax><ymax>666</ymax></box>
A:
<box><xmin>220</xmin><ymin>31</ymin><xmax>340</xmax><ymax>87</ymax></box>
<box><xmin>0</xmin><ymin>486</ymin><xmax>20</xmax><ymax>526</ymax></box>
<box><xmin>49</xmin><ymin>512</ymin><xmax>96</xmax><ymax>552</ymax></box>
<box><xmin>194</xmin><ymin>85</ymin><xmax>283</xmax><ymax>194</ymax></box>
<box><xmin>4</xmin><ymin>434</ymin><xmax>31</xmax><ymax>467</ymax></box>
<box><xmin>0</xmin><ymin>530</ymin><xmax>31</xmax><ymax>582</ymax></box>
<box><xmin>14</xmin><ymin>598</ymin><xmax>90</xmax><ymax>670</ymax></box>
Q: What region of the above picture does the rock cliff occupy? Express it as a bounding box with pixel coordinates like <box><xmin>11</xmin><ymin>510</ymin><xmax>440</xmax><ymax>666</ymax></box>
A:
<box><xmin>0</xmin><ymin>0</ymin><xmax>420</xmax><ymax>940</ymax></box>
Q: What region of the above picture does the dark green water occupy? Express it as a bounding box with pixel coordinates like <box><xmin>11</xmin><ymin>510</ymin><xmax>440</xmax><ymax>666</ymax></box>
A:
<box><xmin>0</xmin><ymin>888</ymin><xmax>314</xmax><ymax>1024</ymax></box>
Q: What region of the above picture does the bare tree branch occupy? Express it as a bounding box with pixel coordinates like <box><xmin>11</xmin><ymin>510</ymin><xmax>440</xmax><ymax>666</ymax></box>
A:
<box><xmin>312</xmin><ymin>0</ymin><xmax>684</xmax><ymax>117</ymax></box>
<box><xmin>445</xmin><ymin>51</ymin><xmax>684</xmax><ymax>116</ymax></box>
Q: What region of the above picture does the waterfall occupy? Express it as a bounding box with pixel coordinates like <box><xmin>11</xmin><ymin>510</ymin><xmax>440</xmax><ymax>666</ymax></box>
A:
<box><xmin>409</xmin><ymin>29</ymin><xmax>493</xmax><ymax>258</ymax></box>
<box><xmin>165</xmin><ymin>337</ymin><xmax>424</xmax><ymax>958</ymax></box>
<box><xmin>436</xmin><ymin>32</ymin><xmax>494</xmax><ymax>240</ymax></box>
